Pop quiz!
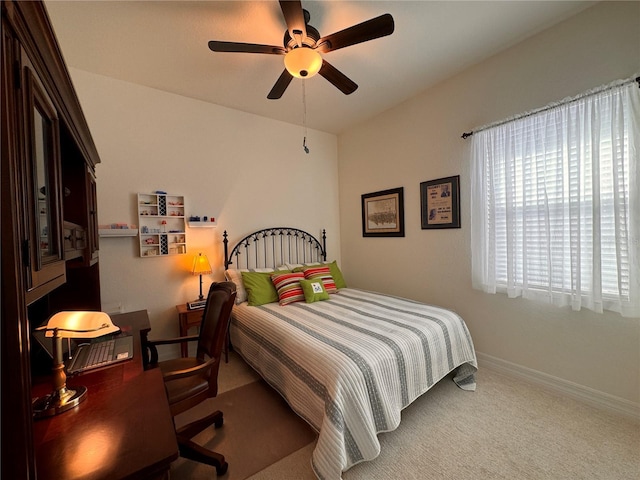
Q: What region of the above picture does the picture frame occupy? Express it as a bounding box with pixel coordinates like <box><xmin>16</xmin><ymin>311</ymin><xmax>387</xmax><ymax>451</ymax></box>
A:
<box><xmin>361</xmin><ymin>187</ymin><xmax>405</xmax><ymax>237</ymax></box>
<box><xmin>420</xmin><ymin>175</ymin><xmax>461</xmax><ymax>229</ymax></box>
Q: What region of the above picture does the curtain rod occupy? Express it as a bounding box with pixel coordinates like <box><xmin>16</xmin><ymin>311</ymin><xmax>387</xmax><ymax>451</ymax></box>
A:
<box><xmin>461</xmin><ymin>75</ymin><xmax>640</xmax><ymax>139</ymax></box>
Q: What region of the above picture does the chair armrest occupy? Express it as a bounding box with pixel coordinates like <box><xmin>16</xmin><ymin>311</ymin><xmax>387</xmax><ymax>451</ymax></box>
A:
<box><xmin>147</xmin><ymin>335</ymin><xmax>199</xmax><ymax>347</ymax></box>
<box><xmin>162</xmin><ymin>357</ymin><xmax>217</xmax><ymax>382</ymax></box>
<box><xmin>146</xmin><ymin>335</ymin><xmax>200</xmax><ymax>366</ymax></box>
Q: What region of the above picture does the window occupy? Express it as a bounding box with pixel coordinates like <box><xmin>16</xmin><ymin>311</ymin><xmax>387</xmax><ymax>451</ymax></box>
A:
<box><xmin>471</xmin><ymin>79</ymin><xmax>639</xmax><ymax>317</ymax></box>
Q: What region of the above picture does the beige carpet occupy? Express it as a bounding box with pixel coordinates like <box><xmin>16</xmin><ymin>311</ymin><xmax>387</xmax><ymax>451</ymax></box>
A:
<box><xmin>171</xmin><ymin>352</ymin><xmax>640</xmax><ymax>480</ymax></box>
<box><xmin>170</xmin><ymin>377</ymin><xmax>317</xmax><ymax>480</ymax></box>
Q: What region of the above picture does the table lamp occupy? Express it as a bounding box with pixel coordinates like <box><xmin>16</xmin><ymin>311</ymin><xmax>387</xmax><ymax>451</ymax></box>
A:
<box><xmin>32</xmin><ymin>311</ymin><xmax>120</xmax><ymax>419</ymax></box>
<box><xmin>192</xmin><ymin>252</ymin><xmax>212</xmax><ymax>301</ymax></box>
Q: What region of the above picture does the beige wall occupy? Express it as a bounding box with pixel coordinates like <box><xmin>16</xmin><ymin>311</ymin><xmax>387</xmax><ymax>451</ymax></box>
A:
<box><xmin>69</xmin><ymin>69</ymin><xmax>341</xmax><ymax>349</ymax></box>
<box><xmin>68</xmin><ymin>1</ymin><xmax>639</xmax><ymax>408</ymax></box>
<box><xmin>337</xmin><ymin>1</ymin><xmax>640</xmax><ymax>405</ymax></box>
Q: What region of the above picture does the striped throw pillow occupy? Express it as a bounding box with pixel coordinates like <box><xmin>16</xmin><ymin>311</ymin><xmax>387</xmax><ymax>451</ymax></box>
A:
<box><xmin>302</xmin><ymin>266</ymin><xmax>337</xmax><ymax>294</ymax></box>
<box><xmin>271</xmin><ymin>272</ymin><xmax>305</xmax><ymax>306</ymax></box>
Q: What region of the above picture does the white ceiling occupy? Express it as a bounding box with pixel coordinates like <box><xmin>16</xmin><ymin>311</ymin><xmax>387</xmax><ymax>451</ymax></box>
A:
<box><xmin>44</xmin><ymin>1</ymin><xmax>594</xmax><ymax>134</ymax></box>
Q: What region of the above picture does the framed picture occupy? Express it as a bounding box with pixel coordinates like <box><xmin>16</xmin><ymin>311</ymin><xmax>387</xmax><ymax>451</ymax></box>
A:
<box><xmin>361</xmin><ymin>187</ymin><xmax>404</xmax><ymax>237</ymax></box>
<box><xmin>420</xmin><ymin>175</ymin><xmax>461</xmax><ymax>229</ymax></box>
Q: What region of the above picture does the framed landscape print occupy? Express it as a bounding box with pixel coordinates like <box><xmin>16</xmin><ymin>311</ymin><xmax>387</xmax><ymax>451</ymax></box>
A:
<box><xmin>420</xmin><ymin>175</ymin><xmax>461</xmax><ymax>229</ymax></box>
<box><xmin>361</xmin><ymin>187</ymin><xmax>405</xmax><ymax>237</ymax></box>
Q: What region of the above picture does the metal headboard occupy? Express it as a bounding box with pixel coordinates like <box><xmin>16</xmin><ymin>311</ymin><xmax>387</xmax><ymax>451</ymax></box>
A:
<box><xmin>223</xmin><ymin>227</ymin><xmax>326</xmax><ymax>270</ymax></box>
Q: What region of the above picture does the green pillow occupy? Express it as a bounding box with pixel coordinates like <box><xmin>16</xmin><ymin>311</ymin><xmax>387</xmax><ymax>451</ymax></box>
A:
<box><xmin>241</xmin><ymin>271</ymin><xmax>285</xmax><ymax>306</ymax></box>
<box><xmin>300</xmin><ymin>278</ymin><xmax>330</xmax><ymax>303</ymax></box>
<box><xmin>327</xmin><ymin>261</ymin><xmax>347</xmax><ymax>289</ymax></box>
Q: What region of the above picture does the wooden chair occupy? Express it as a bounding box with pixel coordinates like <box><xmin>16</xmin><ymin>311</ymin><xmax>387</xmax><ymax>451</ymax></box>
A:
<box><xmin>146</xmin><ymin>281</ymin><xmax>237</xmax><ymax>476</ymax></box>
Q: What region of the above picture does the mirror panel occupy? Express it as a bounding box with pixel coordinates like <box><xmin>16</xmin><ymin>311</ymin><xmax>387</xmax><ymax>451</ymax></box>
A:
<box><xmin>25</xmin><ymin>65</ymin><xmax>63</xmax><ymax>278</ymax></box>
<box><xmin>33</xmin><ymin>105</ymin><xmax>53</xmax><ymax>261</ymax></box>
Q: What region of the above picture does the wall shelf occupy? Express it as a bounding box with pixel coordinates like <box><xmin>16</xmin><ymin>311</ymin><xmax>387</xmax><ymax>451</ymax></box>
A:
<box><xmin>99</xmin><ymin>229</ymin><xmax>138</xmax><ymax>237</ymax></box>
<box><xmin>187</xmin><ymin>221</ymin><xmax>217</xmax><ymax>228</ymax></box>
<box><xmin>138</xmin><ymin>193</ymin><xmax>186</xmax><ymax>257</ymax></box>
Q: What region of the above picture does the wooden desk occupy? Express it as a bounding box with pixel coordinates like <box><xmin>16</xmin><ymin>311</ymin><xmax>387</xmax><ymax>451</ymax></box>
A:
<box><xmin>176</xmin><ymin>303</ymin><xmax>204</xmax><ymax>357</ymax></box>
<box><xmin>32</xmin><ymin>310</ymin><xmax>179</xmax><ymax>480</ymax></box>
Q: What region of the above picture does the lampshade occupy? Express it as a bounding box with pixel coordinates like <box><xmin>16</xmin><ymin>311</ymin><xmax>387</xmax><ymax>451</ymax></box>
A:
<box><xmin>284</xmin><ymin>47</ymin><xmax>322</xmax><ymax>78</ymax></box>
<box><xmin>44</xmin><ymin>311</ymin><xmax>120</xmax><ymax>339</ymax></box>
<box><xmin>191</xmin><ymin>253</ymin><xmax>212</xmax><ymax>302</ymax></box>
<box><xmin>192</xmin><ymin>252</ymin><xmax>212</xmax><ymax>276</ymax></box>
<box><xmin>33</xmin><ymin>311</ymin><xmax>119</xmax><ymax>418</ymax></box>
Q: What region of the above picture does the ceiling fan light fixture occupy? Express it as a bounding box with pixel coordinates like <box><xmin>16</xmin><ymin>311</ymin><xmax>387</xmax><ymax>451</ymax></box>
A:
<box><xmin>284</xmin><ymin>47</ymin><xmax>322</xmax><ymax>78</ymax></box>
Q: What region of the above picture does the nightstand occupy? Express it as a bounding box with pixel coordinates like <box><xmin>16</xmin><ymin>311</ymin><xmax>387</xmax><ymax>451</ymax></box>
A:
<box><xmin>176</xmin><ymin>303</ymin><xmax>204</xmax><ymax>357</ymax></box>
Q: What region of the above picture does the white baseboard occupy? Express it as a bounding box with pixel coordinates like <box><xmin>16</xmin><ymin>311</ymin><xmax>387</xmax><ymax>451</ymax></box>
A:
<box><xmin>476</xmin><ymin>351</ymin><xmax>640</xmax><ymax>422</ymax></box>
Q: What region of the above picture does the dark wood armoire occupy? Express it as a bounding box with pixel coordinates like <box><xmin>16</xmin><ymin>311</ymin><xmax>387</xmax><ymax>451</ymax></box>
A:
<box><xmin>1</xmin><ymin>2</ymin><xmax>102</xmax><ymax>477</ymax></box>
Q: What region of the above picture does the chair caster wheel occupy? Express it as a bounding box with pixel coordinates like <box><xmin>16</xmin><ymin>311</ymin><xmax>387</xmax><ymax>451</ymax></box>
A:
<box><xmin>214</xmin><ymin>417</ymin><xmax>224</xmax><ymax>429</ymax></box>
<box><xmin>216</xmin><ymin>461</ymin><xmax>228</xmax><ymax>476</ymax></box>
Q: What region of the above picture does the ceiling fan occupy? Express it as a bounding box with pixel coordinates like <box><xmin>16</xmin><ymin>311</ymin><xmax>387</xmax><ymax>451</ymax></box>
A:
<box><xmin>208</xmin><ymin>0</ymin><xmax>394</xmax><ymax>99</ymax></box>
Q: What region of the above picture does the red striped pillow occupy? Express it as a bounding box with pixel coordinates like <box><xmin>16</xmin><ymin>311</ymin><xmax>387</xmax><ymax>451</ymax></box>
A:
<box><xmin>303</xmin><ymin>266</ymin><xmax>337</xmax><ymax>294</ymax></box>
<box><xmin>271</xmin><ymin>272</ymin><xmax>305</xmax><ymax>305</ymax></box>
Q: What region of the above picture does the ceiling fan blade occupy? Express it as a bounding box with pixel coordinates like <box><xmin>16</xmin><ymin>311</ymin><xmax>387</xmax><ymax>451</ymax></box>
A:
<box><xmin>267</xmin><ymin>69</ymin><xmax>294</xmax><ymax>99</ymax></box>
<box><xmin>316</xmin><ymin>13</ymin><xmax>394</xmax><ymax>53</ymax></box>
<box><xmin>279</xmin><ymin>0</ymin><xmax>307</xmax><ymax>46</ymax></box>
<box><xmin>318</xmin><ymin>60</ymin><xmax>358</xmax><ymax>95</ymax></box>
<box><xmin>208</xmin><ymin>40</ymin><xmax>285</xmax><ymax>55</ymax></box>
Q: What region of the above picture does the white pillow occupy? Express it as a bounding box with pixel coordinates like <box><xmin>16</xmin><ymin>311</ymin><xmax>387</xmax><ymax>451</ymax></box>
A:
<box><xmin>224</xmin><ymin>269</ymin><xmax>247</xmax><ymax>304</ymax></box>
<box><xmin>284</xmin><ymin>262</ymin><xmax>321</xmax><ymax>270</ymax></box>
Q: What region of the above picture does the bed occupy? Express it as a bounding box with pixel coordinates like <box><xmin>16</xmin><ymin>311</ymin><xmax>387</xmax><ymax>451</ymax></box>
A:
<box><xmin>223</xmin><ymin>227</ymin><xmax>477</xmax><ymax>480</ymax></box>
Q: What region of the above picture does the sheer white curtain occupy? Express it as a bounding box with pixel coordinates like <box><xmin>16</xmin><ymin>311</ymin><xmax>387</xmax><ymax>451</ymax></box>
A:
<box><xmin>471</xmin><ymin>79</ymin><xmax>640</xmax><ymax>317</ymax></box>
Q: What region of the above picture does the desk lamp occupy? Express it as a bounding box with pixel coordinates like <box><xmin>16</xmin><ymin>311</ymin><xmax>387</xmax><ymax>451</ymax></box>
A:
<box><xmin>32</xmin><ymin>311</ymin><xmax>120</xmax><ymax>419</ymax></box>
<box><xmin>192</xmin><ymin>252</ymin><xmax>212</xmax><ymax>301</ymax></box>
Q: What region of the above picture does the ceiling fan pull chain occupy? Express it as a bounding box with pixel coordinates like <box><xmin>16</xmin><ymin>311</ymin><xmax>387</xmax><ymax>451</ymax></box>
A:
<box><xmin>302</xmin><ymin>80</ymin><xmax>309</xmax><ymax>154</ymax></box>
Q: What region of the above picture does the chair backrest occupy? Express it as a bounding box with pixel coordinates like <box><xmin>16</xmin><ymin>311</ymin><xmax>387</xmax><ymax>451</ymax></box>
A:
<box><xmin>196</xmin><ymin>281</ymin><xmax>237</xmax><ymax>389</ymax></box>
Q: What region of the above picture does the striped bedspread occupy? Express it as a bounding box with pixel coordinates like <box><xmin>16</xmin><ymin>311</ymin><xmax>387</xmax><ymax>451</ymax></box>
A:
<box><xmin>230</xmin><ymin>288</ymin><xmax>477</xmax><ymax>480</ymax></box>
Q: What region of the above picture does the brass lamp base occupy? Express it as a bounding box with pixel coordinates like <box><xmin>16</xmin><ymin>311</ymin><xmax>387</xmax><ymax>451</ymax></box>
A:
<box><xmin>32</xmin><ymin>385</ymin><xmax>87</xmax><ymax>419</ymax></box>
